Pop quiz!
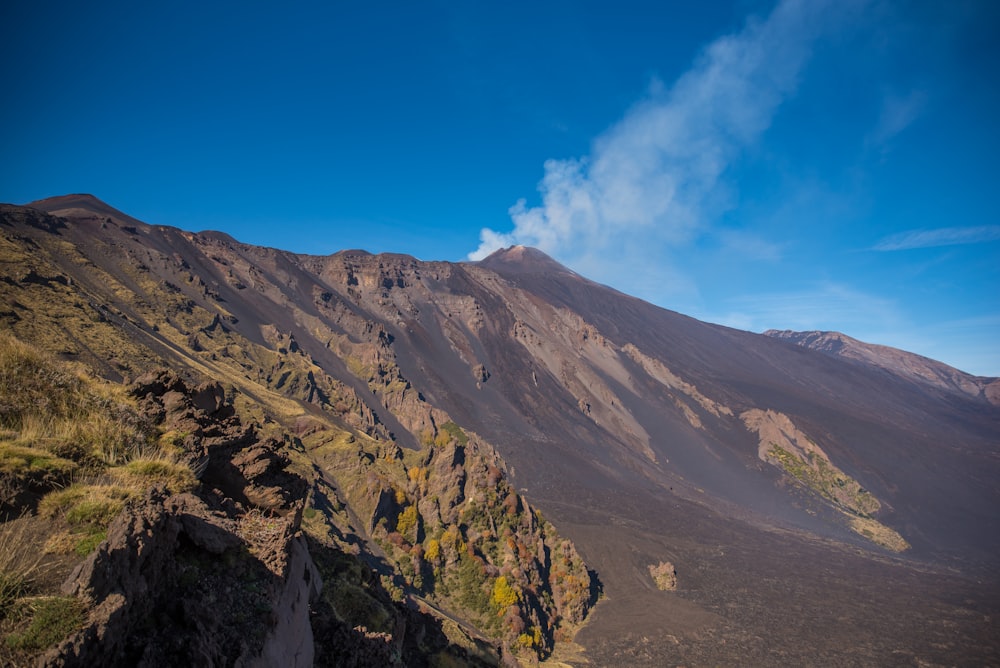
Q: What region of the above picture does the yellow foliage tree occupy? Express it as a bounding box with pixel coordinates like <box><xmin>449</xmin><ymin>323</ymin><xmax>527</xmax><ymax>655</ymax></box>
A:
<box><xmin>425</xmin><ymin>538</ymin><xmax>441</xmax><ymax>562</ymax></box>
<box><xmin>395</xmin><ymin>504</ymin><xmax>419</xmax><ymax>538</ymax></box>
<box><xmin>490</xmin><ymin>575</ymin><xmax>520</xmax><ymax>612</ymax></box>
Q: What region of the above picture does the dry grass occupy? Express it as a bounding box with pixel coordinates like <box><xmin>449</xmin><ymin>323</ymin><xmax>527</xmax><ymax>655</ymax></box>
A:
<box><xmin>0</xmin><ymin>333</ymin><xmax>205</xmax><ymax>563</ymax></box>
<box><xmin>38</xmin><ymin>484</ymin><xmax>139</xmax><ymax>557</ymax></box>
<box><xmin>0</xmin><ymin>333</ymin><xmax>152</xmax><ymax>466</ymax></box>
<box><xmin>38</xmin><ymin>485</ymin><xmax>134</xmax><ymax>525</ymax></box>
<box><xmin>0</xmin><ymin>335</ymin><xmax>85</xmax><ymax>425</ymax></box>
<box><xmin>109</xmin><ymin>456</ymin><xmax>197</xmax><ymax>494</ymax></box>
<box><xmin>0</xmin><ymin>515</ymin><xmax>43</xmax><ymax>617</ymax></box>
<box><xmin>237</xmin><ymin>508</ymin><xmax>288</xmax><ymax>548</ymax></box>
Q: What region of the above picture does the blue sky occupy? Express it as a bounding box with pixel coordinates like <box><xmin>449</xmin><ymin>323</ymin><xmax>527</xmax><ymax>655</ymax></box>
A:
<box><xmin>2</xmin><ymin>1</ymin><xmax>998</xmax><ymax>376</ymax></box>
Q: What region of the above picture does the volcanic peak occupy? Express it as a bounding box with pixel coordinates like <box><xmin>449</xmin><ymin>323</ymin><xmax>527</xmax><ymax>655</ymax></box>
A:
<box><xmin>476</xmin><ymin>244</ymin><xmax>577</xmax><ymax>277</ymax></box>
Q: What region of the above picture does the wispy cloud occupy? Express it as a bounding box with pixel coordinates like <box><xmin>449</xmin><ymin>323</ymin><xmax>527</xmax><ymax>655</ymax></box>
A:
<box><xmin>704</xmin><ymin>281</ymin><xmax>901</xmax><ymax>333</ymax></box>
<box><xmin>469</xmin><ymin>0</ymin><xmax>859</xmax><ymax>269</ymax></box>
<box><xmin>867</xmin><ymin>89</ymin><xmax>926</xmax><ymax>150</ymax></box>
<box><xmin>716</xmin><ymin>229</ymin><xmax>785</xmax><ymax>261</ymax></box>
<box><xmin>872</xmin><ymin>225</ymin><xmax>1000</xmax><ymax>251</ymax></box>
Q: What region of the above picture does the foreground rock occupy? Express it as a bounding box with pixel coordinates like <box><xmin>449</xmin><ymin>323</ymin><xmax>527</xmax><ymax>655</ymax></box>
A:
<box><xmin>40</xmin><ymin>371</ymin><xmax>318</xmax><ymax>667</ymax></box>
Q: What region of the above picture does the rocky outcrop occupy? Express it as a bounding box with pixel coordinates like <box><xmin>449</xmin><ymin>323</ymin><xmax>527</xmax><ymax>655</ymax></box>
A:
<box><xmin>40</xmin><ymin>371</ymin><xmax>320</xmax><ymax>667</ymax></box>
<box><xmin>315</xmin><ymin>419</ymin><xmax>598</xmax><ymax>660</ymax></box>
<box><xmin>131</xmin><ymin>369</ymin><xmax>307</xmax><ymax>515</ymax></box>
<box><xmin>741</xmin><ymin>408</ymin><xmax>909</xmax><ymax>552</ymax></box>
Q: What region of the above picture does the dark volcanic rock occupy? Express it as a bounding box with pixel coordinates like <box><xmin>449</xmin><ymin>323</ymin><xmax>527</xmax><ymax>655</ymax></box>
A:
<box><xmin>38</xmin><ymin>370</ymin><xmax>319</xmax><ymax>668</ymax></box>
<box><xmin>45</xmin><ymin>487</ymin><xmax>318</xmax><ymax>668</ymax></box>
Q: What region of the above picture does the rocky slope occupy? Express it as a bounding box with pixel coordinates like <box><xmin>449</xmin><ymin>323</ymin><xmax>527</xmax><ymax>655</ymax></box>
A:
<box><xmin>765</xmin><ymin>328</ymin><xmax>1000</xmax><ymax>406</ymax></box>
<box><xmin>0</xmin><ymin>198</ymin><xmax>597</xmax><ymax>665</ymax></box>
<box><xmin>1</xmin><ymin>195</ymin><xmax>998</xmax><ymax>665</ymax></box>
<box><xmin>41</xmin><ymin>370</ymin><xmax>316</xmax><ymax>667</ymax></box>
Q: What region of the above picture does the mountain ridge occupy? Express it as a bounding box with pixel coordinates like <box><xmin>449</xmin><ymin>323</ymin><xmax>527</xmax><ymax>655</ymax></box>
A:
<box><xmin>2</xmin><ymin>195</ymin><xmax>998</xmax><ymax>666</ymax></box>
<box><xmin>765</xmin><ymin>328</ymin><xmax>1000</xmax><ymax>406</ymax></box>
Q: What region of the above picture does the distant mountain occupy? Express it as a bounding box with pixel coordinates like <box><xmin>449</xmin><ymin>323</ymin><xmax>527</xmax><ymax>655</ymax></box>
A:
<box><xmin>2</xmin><ymin>195</ymin><xmax>998</xmax><ymax>666</ymax></box>
<box><xmin>765</xmin><ymin>329</ymin><xmax>1000</xmax><ymax>406</ymax></box>
<box><xmin>26</xmin><ymin>192</ymin><xmax>148</xmax><ymax>228</ymax></box>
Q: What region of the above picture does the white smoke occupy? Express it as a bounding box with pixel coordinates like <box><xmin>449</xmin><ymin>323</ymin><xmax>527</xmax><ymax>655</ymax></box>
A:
<box><xmin>469</xmin><ymin>0</ymin><xmax>858</xmax><ymax>282</ymax></box>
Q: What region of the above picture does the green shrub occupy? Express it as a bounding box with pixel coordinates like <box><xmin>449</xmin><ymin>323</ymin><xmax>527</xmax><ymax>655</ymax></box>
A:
<box><xmin>438</xmin><ymin>421</ymin><xmax>468</xmax><ymax>446</ymax></box>
<box><xmin>453</xmin><ymin>553</ymin><xmax>490</xmax><ymax>617</ymax></box>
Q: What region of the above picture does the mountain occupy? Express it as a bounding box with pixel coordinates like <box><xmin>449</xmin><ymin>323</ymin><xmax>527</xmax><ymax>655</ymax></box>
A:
<box><xmin>26</xmin><ymin>193</ymin><xmax>148</xmax><ymax>228</ymax></box>
<box><xmin>765</xmin><ymin>328</ymin><xmax>1000</xmax><ymax>406</ymax></box>
<box><xmin>1</xmin><ymin>196</ymin><xmax>998</xmax><ymax>666</ymax></box>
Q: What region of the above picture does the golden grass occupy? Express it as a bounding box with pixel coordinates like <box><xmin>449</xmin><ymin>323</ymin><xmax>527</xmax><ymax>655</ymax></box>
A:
<box><xmin>37</xmin><ymin>484</ymin><xmax>139</xmax><ymax>557</ymax></box>
<box><xmin>0</xmin><ymin>333</ymin><xmax>206</xmax><ymax>563</ymax></box>
<box><xmin>0</xmin><ymin>444</ymin><xmax>76</xmax><ymax>480</ymax></box>
<box><xmin>0</xmin><ymin>514</ymin><xmax>43</xmax><ymax>616</ymax></box>
<box><xmin>38</xmin><ymin>485</ymin><xmax>132</xmax><ymax>524</ymax></box>
<box><xmin>0</xmin><ymin>333</ymin><xmax>152</xmax><ymax>466</ymax></box>
<box><xmin>0</xmin><ymin>335</ymin><xmax>85</xmax><ymax>424</ymax></box>
<box><xmin>109</xmin><ymin>456</ymin><xmax>197</xmax><ymax>494</ymax></box>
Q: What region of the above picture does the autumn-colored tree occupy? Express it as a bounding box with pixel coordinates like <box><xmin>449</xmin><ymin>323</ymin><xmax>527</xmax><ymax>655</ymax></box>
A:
<box><xmin>490</xmin><ymin>575</ymin><xmax>520</xmax><ymax>612</ymax></box>
<box><xmin>425</xmin><ymin>538</ymin><xmax>441</xmax><ymax>563</ymax></box>
<box><xmin>395</xmin><ymin>504</ymin><xmax>420</xmax><ymax>539</ymax></box>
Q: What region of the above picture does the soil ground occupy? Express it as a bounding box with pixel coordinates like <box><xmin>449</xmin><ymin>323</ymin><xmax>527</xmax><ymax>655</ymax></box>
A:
<box><xmin>538</xmin><ymin>490</ymin><xmax>1000</xmax><ymax>667</ymax></box>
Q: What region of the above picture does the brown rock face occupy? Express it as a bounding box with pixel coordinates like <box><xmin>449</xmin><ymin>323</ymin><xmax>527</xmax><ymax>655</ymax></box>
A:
<box><xmin>38</xmin><ymin>372</ymin><xmax>319</xmax><ymax>668</ymax></box>
<box><xmin>44</xmin><ymin>486</ymin><xmax>320</xmax><ymax>667</ymax></box>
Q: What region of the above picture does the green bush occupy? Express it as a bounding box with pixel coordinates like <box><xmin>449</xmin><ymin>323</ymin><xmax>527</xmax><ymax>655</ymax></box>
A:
<box><xmin>438</xmin><ymin>421</ymin><xmax>468</xmax><ymax>446</ymax></box>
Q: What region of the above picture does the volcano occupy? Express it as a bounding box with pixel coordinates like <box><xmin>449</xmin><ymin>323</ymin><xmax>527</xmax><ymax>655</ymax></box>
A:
<box><xmin>2</xmin><ymin>195</ymin><xmax>998</xmax><ymax>666</ymax></box>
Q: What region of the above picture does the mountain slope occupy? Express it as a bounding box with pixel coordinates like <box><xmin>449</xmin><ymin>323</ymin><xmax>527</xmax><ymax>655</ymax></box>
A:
<box><xmin>765</xmin><ymin>328</ymin><xmax>1000</xmax><ymax>406</ymax></box>
<box><xmin>2</xmin><ymin>196</ymin><xmax>998</xmax><ymax>666</ymax></box>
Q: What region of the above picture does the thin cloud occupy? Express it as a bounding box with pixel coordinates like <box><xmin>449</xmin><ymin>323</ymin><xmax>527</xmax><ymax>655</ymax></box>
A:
<box><xmin>705</xmin><ymin>281</ymin><xmax>901</xmax><ymax>333</ymax></box>
<box><xmin>873</xmin><ymin>225</ymin><xmax>1000</xmax><ymax>251</ymax></box>
<box><xmin>469</xmin><ymin>0</ymin><xmax>860</xmax><ymax>266</ymax></box>
<box><xmin>867</xmin><ymin>89</ymin><xmax>926</xmax><ymax>150</ymax></box>
<box><xmin>716</xmin><ymin>229</ymin><xmax>785</xmax><ymax>261</ymax></box>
